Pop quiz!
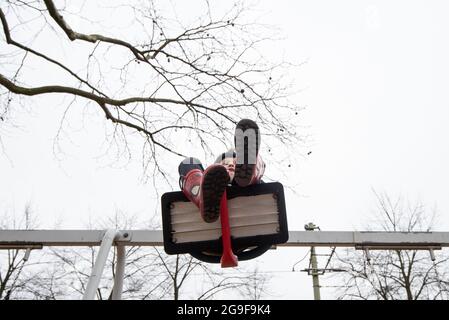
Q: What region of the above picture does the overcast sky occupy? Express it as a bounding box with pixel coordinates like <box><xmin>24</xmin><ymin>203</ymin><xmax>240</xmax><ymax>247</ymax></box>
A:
<box><xmin>1</xmin><ymin>0</ymin><xmax>449</xmax><ymax>299</ymax></box>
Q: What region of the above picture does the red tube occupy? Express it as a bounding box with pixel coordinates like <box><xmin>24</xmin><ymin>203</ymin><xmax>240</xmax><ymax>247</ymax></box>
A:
<box><xmin>219</xmin><ymin>190</ymin><xmax>238</xmax><ymax>268</ymax></box>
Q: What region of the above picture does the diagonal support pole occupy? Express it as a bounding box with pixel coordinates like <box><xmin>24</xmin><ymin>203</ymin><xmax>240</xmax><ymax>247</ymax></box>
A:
<box><xmin>83</xmin><ymin>229</ymin><xmax>119</xmax><ymax>300</ymax></box>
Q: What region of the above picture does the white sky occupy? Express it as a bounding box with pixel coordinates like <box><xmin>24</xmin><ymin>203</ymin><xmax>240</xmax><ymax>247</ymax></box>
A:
<box><xmin>1</xmin><ymin>0</ymin><xmax>449</xmax><ymax>299</ymax></box>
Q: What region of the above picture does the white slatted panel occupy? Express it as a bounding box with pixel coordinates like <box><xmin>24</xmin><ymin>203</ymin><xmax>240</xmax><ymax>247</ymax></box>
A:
<box><xmin>171</xmin><ymin>194</ymin><xmax>280</xmax><ymax>243</ymax></box>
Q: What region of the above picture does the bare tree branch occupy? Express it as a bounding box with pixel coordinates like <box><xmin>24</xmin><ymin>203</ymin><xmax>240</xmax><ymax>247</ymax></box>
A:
<box><xmin>333</xmin><ymin>192</ymin><xmax>449</xmax><ymax>300</ymax></box>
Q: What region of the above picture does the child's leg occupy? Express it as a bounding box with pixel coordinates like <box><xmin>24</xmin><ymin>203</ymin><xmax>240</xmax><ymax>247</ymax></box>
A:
<box><xmin>178</xmin><ymin>157</ymin><xmax>204</xmax><ymax>207</ymax></box>
<box><xmin>252</xmin><ymin>154</ymin><xmax>266</xmax><ymax>185</ymax></box>
<box><xmin>178</xmin><ymin>157</ymin><xmax>229</xmax><ymax>223</ymax></box>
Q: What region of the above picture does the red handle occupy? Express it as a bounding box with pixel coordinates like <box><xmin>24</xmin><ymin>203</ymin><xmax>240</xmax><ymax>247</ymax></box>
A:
<box><xmin>219</xmin><ymin>190</ymin><xmax>238</xmax><ymax>268</ymax></box>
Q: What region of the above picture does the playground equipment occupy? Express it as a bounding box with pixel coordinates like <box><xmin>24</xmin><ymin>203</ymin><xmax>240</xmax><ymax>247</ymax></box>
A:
<box><xmin>161</xmin><ymin>182</ymin><xmax>289</xmax><ymax>267</ymax></box>
<box><xmin>1</xmin><ymin>229</ymin><xmax>449</xmax><ymax>299</ymax></box>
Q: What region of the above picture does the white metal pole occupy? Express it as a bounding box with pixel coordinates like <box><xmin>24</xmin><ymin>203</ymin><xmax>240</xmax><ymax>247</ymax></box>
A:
<box><xmin>112</xmin><ymin>245</ymin><xmax>126</xmax><ymax>300</ymax></box>
<box><xmin>83</xmin><ymin>229</ymin><xmax>118</xmax><ymax>300</ymax></box>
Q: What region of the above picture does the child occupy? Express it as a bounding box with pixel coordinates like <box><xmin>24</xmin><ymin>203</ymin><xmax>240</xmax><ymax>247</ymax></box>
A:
<box><xmin>178</xmin><ymin>119</ymin><xmax>266</xmax><ymax>223</ymax></box>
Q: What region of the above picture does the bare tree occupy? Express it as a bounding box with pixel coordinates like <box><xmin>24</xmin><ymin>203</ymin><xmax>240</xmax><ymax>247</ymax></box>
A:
<box><xmin>34</xmin><ymin>212</ymin><xmax>173</xmax><ymax>300</ymax></box>
<box><xmin>1</xmin><ymin>1</ymin><xmax>284</xmax><ymax>299</ymax></box>
<box><xmin>153</xmin><ymin>248</ymin><xmax>271</xmax><ymax>300</ymax></box>
<box><xmin>196</xmin><ymin>266</ymin><xmax>270</xmax><ymax>300</ymax></box>
<box><xmin>332</xmin><ymin>191</ymin><xmax>449</xmax><ymax>300</ymax></box>
<box><xmin>0</xmin><ymin>0</ymin><xmax>300</xmax><ymax>182</ymax></box>
<box><xmin>0</xmin><ymin>203</ymin><xmax>48</xmax><ymax>300</ymax></box>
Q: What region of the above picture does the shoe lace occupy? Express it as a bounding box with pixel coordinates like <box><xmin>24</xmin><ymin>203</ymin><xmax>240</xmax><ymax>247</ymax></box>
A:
<box><xmin>179</xmin><ymin>175</ymin><xmax>185</xmax><ymax>190</ymax></box>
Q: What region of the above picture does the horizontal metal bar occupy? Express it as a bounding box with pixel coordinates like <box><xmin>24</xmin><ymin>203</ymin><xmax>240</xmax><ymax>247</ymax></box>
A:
<box><xmin>0</xmin><ymin>244</ymin><xmax>43</xmax><ymax>250</ymax></box>
<box><xmin>0</xmin><ymin>230</ymin><xmax>161</xmax><ymax>247</ymax></box>
<box><xmin>1</xmin><ymin>230</ymin><xmax>449</xmax><ymax>248</ymax></box>
<box><xmin>284</xmin><ymin>231</ymin><xmax>449</xmax><ymax>247</ymax></box>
